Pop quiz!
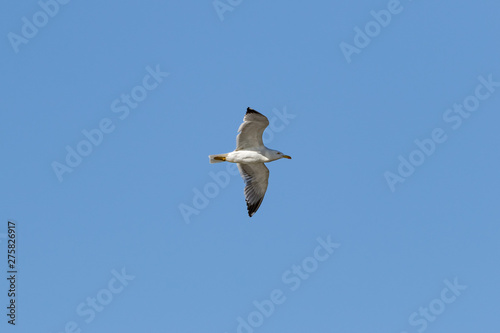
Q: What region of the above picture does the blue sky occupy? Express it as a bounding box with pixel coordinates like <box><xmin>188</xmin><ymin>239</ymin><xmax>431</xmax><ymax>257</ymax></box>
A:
<box><xmin>1</xmin><ymin>0</ymin><xmax>499</xmax><ymax>332</ymax></box>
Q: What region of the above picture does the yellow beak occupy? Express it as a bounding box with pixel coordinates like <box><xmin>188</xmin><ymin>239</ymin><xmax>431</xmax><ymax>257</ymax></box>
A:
<box><xmin>282</xmin><ymin>155</ymin><xmax>292</xmax><ymax>159</ymax></box>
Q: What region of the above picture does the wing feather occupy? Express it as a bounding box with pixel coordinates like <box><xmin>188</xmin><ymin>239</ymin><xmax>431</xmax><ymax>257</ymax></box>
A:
<box><xmin>236</xmin><ymin>108</ymin><xmax>269</xmax><ymax>150</ymax></box>
<box><xmin>237</xmin><ymin>163</ymin><xmax>269</xmax><ymax>217</ymax></box>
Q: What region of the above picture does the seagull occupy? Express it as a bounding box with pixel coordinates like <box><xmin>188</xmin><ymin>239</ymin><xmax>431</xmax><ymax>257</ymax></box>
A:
<box><xmin>209</xmin><ymin>107</ymin><xmax>292</xmax><ymax>217</ymax></box>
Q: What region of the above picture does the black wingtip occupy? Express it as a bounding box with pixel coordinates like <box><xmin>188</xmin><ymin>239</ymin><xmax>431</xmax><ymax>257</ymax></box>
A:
<box><xmin>247</xmin><ymin>198</ymin><xmax>264</xmax><ymax>217</ymax></box>
<box><xmin>246</xmin><ymin>107</ymin><xmax>263</xmax><ymax>116</ymax></box>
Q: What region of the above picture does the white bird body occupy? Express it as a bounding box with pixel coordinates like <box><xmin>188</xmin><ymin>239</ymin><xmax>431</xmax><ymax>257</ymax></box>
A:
<box><xmin>208</xmin><ymin>107</ymin><xmax>291</xmax><ymax>217</ymax></box>
<box><xmin>225</xmin><ymin>148</ymin><xmax>283</xmax><ymax>164</ymax></box>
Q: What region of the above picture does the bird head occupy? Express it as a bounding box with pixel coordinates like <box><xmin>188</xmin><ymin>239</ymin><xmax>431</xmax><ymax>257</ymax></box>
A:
<box><xmin>274</xmin><ymin>151</ymin><xmax>292</xmax><ymax>160</ymax></box>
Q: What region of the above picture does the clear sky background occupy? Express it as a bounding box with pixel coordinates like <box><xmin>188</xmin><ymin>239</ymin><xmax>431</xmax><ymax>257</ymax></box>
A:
<box><xmin>1</xmin><ymin>1</ymin><xmax>499</xmax><ymax>332</ymax></box>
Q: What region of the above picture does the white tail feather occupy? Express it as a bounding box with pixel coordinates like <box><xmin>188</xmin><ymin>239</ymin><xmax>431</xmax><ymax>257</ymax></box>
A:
<box><xmin>209</xmin><ymin>153</ymin><xmax>228</xmax><ymax>164</ymax></box>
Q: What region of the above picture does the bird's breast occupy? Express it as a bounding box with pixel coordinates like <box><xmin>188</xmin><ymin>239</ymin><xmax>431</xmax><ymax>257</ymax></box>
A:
<box><xmin>226</xmin><ymin>151</ymin><xmax>268</xmax><ymax>163</ymax></box>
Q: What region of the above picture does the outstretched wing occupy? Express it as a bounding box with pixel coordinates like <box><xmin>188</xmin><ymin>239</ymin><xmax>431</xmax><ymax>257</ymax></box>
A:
<box><xmin>236</xmin><ymin>108</ymin><xmax>269</xmax><ymax>150</ymax></box>
<box><xmin>237</xmin><ymin>163</ymin><xmax>269</xmax><ymax>217</ymax></box>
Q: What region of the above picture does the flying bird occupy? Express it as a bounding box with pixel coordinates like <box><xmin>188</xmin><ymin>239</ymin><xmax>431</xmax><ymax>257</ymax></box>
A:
<box><xmin>209</xmin><ymin>107</ymin><xmax>292</xmax><ymax>217</ymax></box>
